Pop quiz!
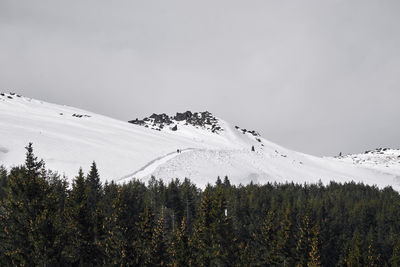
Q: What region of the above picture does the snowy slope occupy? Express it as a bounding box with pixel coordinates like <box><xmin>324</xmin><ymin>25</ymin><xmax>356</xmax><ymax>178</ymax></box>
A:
<box><xmin>1</xmin><ymin>92</ymin><xmax>400</xmax><ymax>190</ymax></box>
<box><xmin>330</xmin><ymin>148</ymin><xmax>400</xmax><ymax>177</ymax></box>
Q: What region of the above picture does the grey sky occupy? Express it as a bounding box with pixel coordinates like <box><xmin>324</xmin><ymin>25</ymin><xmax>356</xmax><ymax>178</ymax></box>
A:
<box><xmin>1</xmin><ymin>0</ymin><xmax>400</xmax><ymax>156</ymax></box>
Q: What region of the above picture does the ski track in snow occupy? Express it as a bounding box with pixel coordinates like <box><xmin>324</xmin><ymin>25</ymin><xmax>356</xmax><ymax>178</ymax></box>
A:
<box><xmin>117</xmin><ymin>148</ymin><xmax>196</xmax><ymax>183</ymax></box>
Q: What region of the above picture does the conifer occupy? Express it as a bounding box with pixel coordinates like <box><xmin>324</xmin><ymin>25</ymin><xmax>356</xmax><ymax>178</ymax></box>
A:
<box><xmin>391</xmin><ymin>238</ymin><xmax>400</xmax><ymax>266</ymax></box>
<box><xmin>151</xmin><ymin>213</ymin><xmax>169</xmax><ymax>266</ymax></box>
<box><xmin>135</xmin><ymin>205</ymin><xmax>155</xmax><ymax>265</ymax></box>
<box><xmin>307</xmin><ymin>224</ymin><xmax>322</xmax><ymax>267</ymax></box>
<box><xmin>169</xmin><ymin>217</ymin><xmax>191</xmax><ymax>266</ymax></box>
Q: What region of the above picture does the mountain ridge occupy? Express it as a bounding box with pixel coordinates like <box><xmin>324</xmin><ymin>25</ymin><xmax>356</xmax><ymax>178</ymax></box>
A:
<box><xmin>1</xmin><ymin>92</ymin><xmax>400</xmax><ymax>190</ymax></box>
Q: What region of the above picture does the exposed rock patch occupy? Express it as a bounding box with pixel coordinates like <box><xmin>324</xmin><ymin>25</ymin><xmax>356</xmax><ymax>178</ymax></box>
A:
<box><xmin>129</xmin><ymin>111</ymin><xmax>223</xmax><ymax>133</ymax></box>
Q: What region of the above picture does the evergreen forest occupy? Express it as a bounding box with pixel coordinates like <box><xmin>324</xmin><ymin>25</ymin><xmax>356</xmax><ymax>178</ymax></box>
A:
<box><xmin>1</xmin><ymin>144</ymin><xmax>400</xmax><ymax>266</ymax></box>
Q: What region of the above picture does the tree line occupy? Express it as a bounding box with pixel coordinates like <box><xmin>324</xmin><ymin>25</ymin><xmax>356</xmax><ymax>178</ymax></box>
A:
<box><xmin>1</xmin><ymin>144</ymin><xmax>400</xmax><ymax>266</ymax></box>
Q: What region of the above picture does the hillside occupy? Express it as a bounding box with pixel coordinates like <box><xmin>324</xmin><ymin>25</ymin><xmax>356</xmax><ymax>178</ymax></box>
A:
<box><xmin>331</xmin><ymin>148</ymin><xmax>400</xmax><ymax>177</ymax></box>
<box><xmin>0</xmin><ymin>92</ymin><xmax>399</xmax><ymax>189</ymax></box>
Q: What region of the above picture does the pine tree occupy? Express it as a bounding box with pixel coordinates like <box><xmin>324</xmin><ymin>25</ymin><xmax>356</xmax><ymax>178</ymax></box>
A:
<box><xmin>113</xmin><ymin>180</ymin><xmax>148</xmax><ymax>266</ymax></box>
<box><xmin>364</xmin><ymin>228</ymin><xmax>380</xmax><ymax>267</ymax></box>
<box><xmin>101</xmin><ymin>181</ymin><xmax>123</xmax><ymax>266</ymax></box>
<box><xmin>100</xmin><ymin>184</ymin><xmax>125</xmax><ymax>266</ymax></box>
<box><xmin>212</xmin><ymin>188</ymin><xmax>238</xmax><ymax>266</ymax></box>
<box><xmin>253</xmin><ymin>210</ymin><xmax>279</xmax><ymax>265</ymax></box>
<box><xmin>223</xmin><ymin>176</ymin><xmax>231</xmax><ymax>187</ymax></box>
<box><xmin>192</xmin><ymin>187</ymin><xmax>214</xmax><ymax>267</ymax></box>
<box><xmin>0</xmin><ymin>166</ymin><xmax>7</xmax><ymax>201</ymax></box>
<box><xmin>134</xmin><ymin>205</ymin><xmax>155</xmax><ymax>265</ymax></box>
<box><xmin>169</xmin><ymin>217</ymin><xmax>191</xmax><ymax>266</ymax></box>
<box><xmin>151</xmin><ymin>213</ymin><xmax>168</xmax><ymax>266</ymax></box>
<box><xmin>216</xmin><ymin>176</ymin><xmax>222</xmax><ymax>187</ymax></box>
<box><xmin>64</xmin><ymin>168</ymin><xmax>90</xmax><ymax>265</ymax></box>
<box><xmin>181</xmin><ymin>178</ymin><xmax>198</xmax><ymax>232</ymax></box>
<box><xmin>391</xmin><ymin>238</ymin><xmax>400</xmax><ymax>266</ymax></box>
<box><xmin>295</xmin><ymin>214</ymin><xmax>312</xmax><ymax>266</ymax></box>
<box><xmin>25</xmin><ymin>143</ymin><xmax>44</xmax><ymax>179</ymax></box>
<box><xmin>86</xmin><ymin>162</ymin><xmax>102</xmax><ymax>206</ymax></box>
<box><xmin>166</xmin><ymin>179</ymin><xmax>183</xmax><ymax>231</ymax></box>
<box><xmin>307</xmin><ymin>224</ymin><xmax>322</xmax><ymax>267</ymax></box>
<box><xmin>85</xmin><ymin>162</ymin><xmax>104</xmax><ymax>265</ymax></box>
<box><xmin>192</xmin><ymin>187</ymin><xmax>238</xmax><ymax>267</ymax></box>
<box><xmin>2</xmin><ymin>144</ymin><xmax>66</xmax><ymax>266</ymax></box>
<box><xmin>65</xmin><ymin>164</ymin><xmax>105</xmax><ymax>265</ymax></box>
<box><xmin>276</xmin><ymin>203</ymin><xmax>294</xmax><ymax>266</ymax></box>
<box><xmin>237</xmin><ymin>242</ymin><xmax>255</xmax><ymax>266</ymax></box>
<box><xmin>343</xmin><ymin>229</ymin><xmax>363</xmax><ymax>267</ymax></box>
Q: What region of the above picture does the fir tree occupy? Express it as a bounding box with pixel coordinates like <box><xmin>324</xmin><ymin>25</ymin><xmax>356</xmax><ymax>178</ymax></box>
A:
<box><xmin>343</xmin><ymin>229</ymin><xmax>363</xmax><ymax>267</ymax></box>
<box><xmin>253</xmin><ymin>210</ymin><xmax>279</xmax><ymax>265</ymax></box>
<box><xmin>0</xmin><ymin>166</ymin><xmax>7</xmax><ymax>201</ymax></box>
<box><xmin>181</xmin><ymin>178</ymin><xmax>198</xmax><ymax>232</ymax></box>
<box><xmin>223</xmin><ymin>176</ymin><xmax>231</xmax><ymax>187</ymax></box>
<box><xmin>216</xmin><ymin>176</ymin><xmax>222</xmax><ymax>187</ymax></box>
<box><xmin>295</xmin><ymin>214</ymin><xmax>312</xmax><ymax>266</ymax></box>
<box><xmin>212</xmin><ymin>188</ymin><xmax>238</xmax><ymax>266</ymax></box>
<box><xmin>135</xmin><ymin>205</ymin><xmax>155</xmax><ymax>265</ymax></box>
<box><xmin>364</xmin><ymin>228</ymin><xmax>380</xmax><ymax>267</ymax></box>
<box><xmin>151</xmin><ymin>213</ymin><xmax>169</xmax><ymax>266</ymax></box>
<box><xmin>84</xmin><ymin>162</ymin><xmax>104</xmax><ymax>265</ymax></box>
<box><xmin>25</xmin><ymin>143</ymin><xmax>44</xmax><ymax>179</ymax></box>
<box><xmin>307</xmin><ymin>224</ymin><xmax>322</xmax><ymax>267</ymax></box>
<box><xmin>115</xmin><ymin>180</ymin><xmax>148</xmax><ymax>266</ymax></box>
<box><xmin>166</xmin><ymin>179</ymin><xmax>183</xmax><ymax>231</ymax></box>
<box><xmin>101</xmin><ymin>184</ymin><xmax>125</xmax><ymax>266</ymax></box>
<box><xmin>192</xmin><ymin>186</ymin><xmax>238</xmax><ymax>267</ymax></box>
<box><xmin>86</xmin><ymin>162</ymin><xmax>102</xmax><ymax>205</ymax></box>
<box><xmin>192</xmin><ymin>187</ymin><xmax>214</xmax><ymax>267</ymax></box>
<box><xmin>169</xmin><ymin>217</ymin><xmax>191</xmax><ymax>266</ymax></box>
<box><xmin>2</xmin><ymin>144</ymin><xmax>66</xmax><ymax>266</ymax></box>
<box><xmin>276</xmin><ymin>203</ymin><xmax>294</xmax><ymax>266</ymax></box>
<box><xmin>64</xmin><ymin>168</ymin><xmax>90</xmax><ymax>265</ymax></box>
<box><xmin>391</xmin><ymin>238</ymin><xmax>400</xmax><ymax>267</ymax></box>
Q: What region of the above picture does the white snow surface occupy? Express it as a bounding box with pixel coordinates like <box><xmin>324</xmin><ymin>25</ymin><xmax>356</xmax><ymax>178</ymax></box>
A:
<box><xmin>330</xmin><ymin>148</ymin><xmax>400</xmax><ymax>178</ymax></box>
<box><xmin>1</xmin><ymin>93</ymin><xmax>400</xmax><ymax>190</ymax></box>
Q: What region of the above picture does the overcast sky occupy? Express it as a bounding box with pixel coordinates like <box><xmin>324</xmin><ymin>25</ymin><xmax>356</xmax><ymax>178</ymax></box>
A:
<box><xmin>1</xmin><ymin>0</ymin><xmax>400</xmax><ymax>156</ymax></box>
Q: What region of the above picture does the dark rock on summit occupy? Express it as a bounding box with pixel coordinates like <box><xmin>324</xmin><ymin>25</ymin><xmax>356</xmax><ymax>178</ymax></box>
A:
<box><xmin>128</xmin><ymin>110</ymin><xmax>223</xmax><ymax>133</ymax></box>
<box><xmin>149</xmin><ymin>113</ymin><xmax>173</xmax><ymax>124</ymax></box>
<box><xmin>175</xmin><ymin>111</ymin><xmax>193</xmax><ymax>121</ymax></box>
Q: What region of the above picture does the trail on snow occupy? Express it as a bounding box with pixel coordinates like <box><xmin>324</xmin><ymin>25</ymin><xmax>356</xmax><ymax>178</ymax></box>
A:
<box><xmin>117</xmin><ymin>148</ymin><xmax>196</xmax><ymax>183</ymax></box>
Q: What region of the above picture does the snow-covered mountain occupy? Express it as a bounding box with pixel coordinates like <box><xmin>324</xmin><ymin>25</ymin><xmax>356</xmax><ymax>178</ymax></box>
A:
<box><xmin>1</xmin><ymin>92</ymin><xmax>400</xmax><ymax>190</ymax></box>
<box><xmin>331</xmin><ymin>148</ymin><xmax>400</xmax><ymax>178</ymax></box>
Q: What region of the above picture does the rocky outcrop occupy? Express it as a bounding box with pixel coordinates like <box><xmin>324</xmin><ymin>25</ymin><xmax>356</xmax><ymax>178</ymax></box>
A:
<box><xmin>129</xmin><ymin>111</ymin><xmax>223</xmax><ymax>133</ymax></box>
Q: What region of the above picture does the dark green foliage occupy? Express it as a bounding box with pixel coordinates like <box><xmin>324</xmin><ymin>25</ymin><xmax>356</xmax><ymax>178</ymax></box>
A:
<box><xmin>83</xmin><ymin>162</ymin><xmax>105</xmax><ymax>265</ymax></box>
<box><xmin>151</xmin><ymin>214</ymin><xmax>169</xmax><ymax>266</ymax></box>
<box><xmin>0</xmin><ymin>166</ymin><xmax>7</xmax><ymax>201</ymax></box>
<box><xmin>135</xmin><ymin>205</ymin><xmax>155</xmax><ymax>265</ymax></box>
<box><xmin>169</xmin><ymin>217</ymin><xmax>191</xmax><ymax>266</ymax></box>
<box><xmin>1</xmin><ymin>143</ymin><xmax>67</xmax><ymax>266</ymax></box>
<box><xmin>391</xmin><ymin>238</ymin><xmax>400</xmax><ymax>266</ymax></box>
<box><xmin>307</xmin><ymin>224</ymin><xmax>322</xmax><ymax>267</ymax></box>
<box><xmin>2</xmin><ymin>145</ymin><xmax>400</xmax><ymax>266</ymax></box>
<box><xmin>192</xmin><ymin>186</ymin><xmax>238</xmax><ymax>266</ymax></box>
<box><xmin>253</xmin><ymin>210</ymin><xmax>280</xmax><ymax>265</ymax></box>
<box><xmin>64</xmin><ymin>168</ymin><xmax>90</xmax><ymax>265</ymax></box>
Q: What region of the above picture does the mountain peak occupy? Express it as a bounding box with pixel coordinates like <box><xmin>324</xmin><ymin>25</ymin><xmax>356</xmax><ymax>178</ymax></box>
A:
<box><xmin>128</xmin><ymin>111</ymin><xmax>223</xmax><ymax>133</ymax></box>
